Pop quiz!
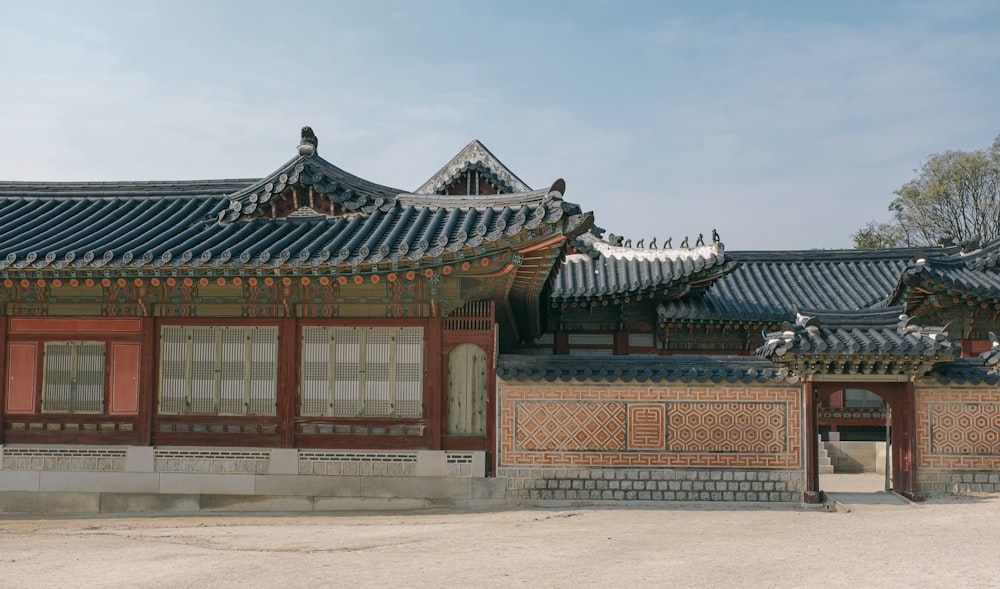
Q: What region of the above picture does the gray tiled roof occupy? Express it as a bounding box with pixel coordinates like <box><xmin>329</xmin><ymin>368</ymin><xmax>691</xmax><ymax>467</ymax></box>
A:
<box><xmin>656</xmin><ymin>248</ymin><xmax>953</xmax><ymax>324</ymax></box>
<box><xmin>894</xmin><ymin>237</ymin><xmax>1000</xmax><ymax>304</ymax></box>
<box><xmin>497</xmin><ymin>354</ymin><xmax>789</xmax><ymax>384</ymax></box>
<box><xmin>756</xmin><ymin>307</ymin><xmax>960</xmax><ymax>377</ymax></box>
<box><xmin>0</xmin><ymin>179</ymin><xmax>253</xmax><ymax>198</ymax></box>
<box><xmin>925</xmin><ymin>320</ymin><xmax>1000</xmax><ymax>383</ymax></box>
<box><xmin>550</xmin><ymin>233</ymin><xmax>736</xmax><ymax>302</ymax></box>
<box><xmin>0</xmin><ymin>143</ymin><xmax>584</xmax><ymax>273</ymax></box>
<box><xmin>925</xmin><ymin>358</ymin><xmax>1000</xmax><ymax>385</ymax></box>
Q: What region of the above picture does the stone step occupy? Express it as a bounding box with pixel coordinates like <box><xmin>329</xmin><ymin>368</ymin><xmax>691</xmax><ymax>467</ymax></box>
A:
<box><xmin>817</xmin><ymin>438</ymin><xmax>834</xmax><ymax>473</ymax></box>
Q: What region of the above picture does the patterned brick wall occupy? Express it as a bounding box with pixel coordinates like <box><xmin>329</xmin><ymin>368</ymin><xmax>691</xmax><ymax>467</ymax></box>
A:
<box><xmin>916</xmin><ymin>387</ymin><xmax>1000</xmax><ymax>470</ymax></box>
<box><xmin>500</xmin><ymin>382</ymin><xmax>802</xmax><ymax>469</ymax></box>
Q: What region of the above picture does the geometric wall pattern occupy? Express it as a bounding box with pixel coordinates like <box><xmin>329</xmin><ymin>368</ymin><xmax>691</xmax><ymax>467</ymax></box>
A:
<box><xmin>917</xmin><ymin>388</ymin><xmax>1000</xmax><ymax>470</ymax></box>
<box><xmin>515</xmin><ymin>402</ymin><xmax>627</xmax><ymax>451</ymax></box>
<box><xmin>501</xmin><ymin>384</ymin><xmax>801</xmax><ymax>469</ymax></box>
<box><xmin>629</xmin><ymin>404</ymin><xmax>666</xmax><ymax>450</ymax></box>
<box><xmin>667</xmin><ymin>402</ymin><xmax>786</xmax><ymax>454</ymax></box>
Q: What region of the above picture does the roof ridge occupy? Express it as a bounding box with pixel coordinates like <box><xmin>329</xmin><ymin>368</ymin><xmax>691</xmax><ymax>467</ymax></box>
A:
<box><xmin>728</xmin><ymin>247</ymin><xmax>955</xmax><ymax>262</ymax></box>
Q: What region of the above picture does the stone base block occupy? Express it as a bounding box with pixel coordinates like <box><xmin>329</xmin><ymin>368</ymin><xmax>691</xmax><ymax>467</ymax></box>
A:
<box><xmin>498</xmin><ymin>467</ymin><xmax>804</xmax><ymax>503</ymax></box>
<box><xmin>99</xmin><ymin>493</ymin><xmax>200</xmax><ymax>514</ymax></box>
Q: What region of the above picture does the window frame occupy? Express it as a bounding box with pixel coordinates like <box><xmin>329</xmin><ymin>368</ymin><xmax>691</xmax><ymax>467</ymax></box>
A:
<box><xmin>300</xmin><ymin>325</ymin><xmax>425</xmax><ymax>418</ymax></box>
<box><xmin>157</xmin><ymin>324</ymin><xmax>279</xmax><ymax>416</ymax></box>
<box><xmin>40</xmin><ymin>340</ymin><xmax>107</xmax><ymax>414</ymax></box>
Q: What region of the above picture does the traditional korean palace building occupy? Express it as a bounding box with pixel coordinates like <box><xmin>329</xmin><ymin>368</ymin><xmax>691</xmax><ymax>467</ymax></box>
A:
<box><xmin>1</xmin><ymin>128</ymin><xmax>998</xmax><ymax>513</ymax></box>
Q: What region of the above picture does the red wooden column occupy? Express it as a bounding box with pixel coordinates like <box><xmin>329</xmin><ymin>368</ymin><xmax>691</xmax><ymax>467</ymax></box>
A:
<box><xmin>803</xmin><ymin>377</ymin><xmax>821</xmax><ymax>503</ymax></box>
<box><xmin>894</xmin><ymin>379</ymin><xmax>920</xmax><ymax>500</ymax></box>
<box><xmin>278</xmin><ymin>317</ymin><xmax>297</xmax><ymax>448</ymax></box>
<box><xmin>136</xmin><ymin>316</ymin><xmax>156</xmax><ymax>446</ymax></box>
<box><xmin>425</xmin><ymin>317</ymin><xmax>443</xmax><ymax>450</ymax></box>
<box><xmin>0</xmin><ymin>316</ymin><xmax>8</xmax><ymax>445</ymax></box>
<box><xmin>613</xmin><ymin>331</ymin><xmax>628</xmax><ymax>355</ymax></box>
<box><xmin>553</xmin><ymin>331</ymin><xmax>569</xmax><ymax>355</ymax></box>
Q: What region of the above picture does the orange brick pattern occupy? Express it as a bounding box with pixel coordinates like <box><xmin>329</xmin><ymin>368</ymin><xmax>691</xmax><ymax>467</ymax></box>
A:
<box><xmin>917</xmin><ymin>387</ymin><xmax>1000</xmax><ymax>470</ymax></box>
<box><xmin>516</xmin><ymin>402</ymin><xmax>627</xmax><ymax>451</ymax></box>
<box><xmin>501</xmin><ymin>383</ymin><xmax>801</xmax><ymax>468</ymax></box>
<box><xmin>668</xmin><ymin>402</ymin><xmax>786</xmax><ymax>454</ymax></box>
<box><xmin>629</xmin><ymin>404</ymin><xmax>666</xmax><ymax>450</ymax></box>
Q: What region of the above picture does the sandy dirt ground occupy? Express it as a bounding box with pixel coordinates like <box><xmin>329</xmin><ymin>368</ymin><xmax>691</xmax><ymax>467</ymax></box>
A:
<box><xmin>1</xmin><ymin>490</ymin><xmax>998</xmax><ymax>588</ymax></box>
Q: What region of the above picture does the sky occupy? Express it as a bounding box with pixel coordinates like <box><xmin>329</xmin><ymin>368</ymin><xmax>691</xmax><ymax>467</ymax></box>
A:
<box><xmin>1</xmin><ymin>0</ymin><xmax>999</xmax><ymax>250</ymax></box>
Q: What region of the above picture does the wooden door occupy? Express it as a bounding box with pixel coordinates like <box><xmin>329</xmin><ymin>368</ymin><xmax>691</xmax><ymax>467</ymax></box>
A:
<box><xmin>446</xmin><ymin>344</ymin><xmax>487</xmax><ymax>435</ymax></box>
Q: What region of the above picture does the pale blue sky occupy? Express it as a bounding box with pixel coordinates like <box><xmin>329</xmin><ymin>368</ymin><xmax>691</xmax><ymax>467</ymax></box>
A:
<box><xmin>2</xmin><ymin>1</ymin><xmax>998</xmax><ymax>249</ymax></box>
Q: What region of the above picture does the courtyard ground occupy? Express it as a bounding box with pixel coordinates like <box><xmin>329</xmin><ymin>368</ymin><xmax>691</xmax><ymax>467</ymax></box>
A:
<box><xmin>1</xmin><ymin>477</ymin><xmax>997</xmax><ymax>588</ymax></box>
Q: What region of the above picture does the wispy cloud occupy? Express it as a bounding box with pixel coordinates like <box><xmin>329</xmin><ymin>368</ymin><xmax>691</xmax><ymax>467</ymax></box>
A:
<box><xmin>0</xmin><ymin>1</ymin><xmax>998</xmax><ymax>249</ymax></box>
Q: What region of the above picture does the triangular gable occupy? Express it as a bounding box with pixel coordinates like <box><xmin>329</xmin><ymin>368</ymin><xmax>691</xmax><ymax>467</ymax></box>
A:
<box><xmin>415</xmin><ymin>140</ymin><xmax>531</xmax><ymax>195</ymax></box>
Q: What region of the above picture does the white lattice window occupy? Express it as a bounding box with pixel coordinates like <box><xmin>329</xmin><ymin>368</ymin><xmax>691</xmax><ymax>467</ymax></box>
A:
<box><xmin>41</xmin><ymin>342</ymin><xmax>105</xmax><ymax>413</ymax></box>
<box><xmin>159</xmin><ymin>325</ymin><xmax>278</xmax><ymax>416</ymax></box>
<box><xmin>301</xmin><ymin>326</ymin><xmax>423</xmax><ymax>418</ymax></box>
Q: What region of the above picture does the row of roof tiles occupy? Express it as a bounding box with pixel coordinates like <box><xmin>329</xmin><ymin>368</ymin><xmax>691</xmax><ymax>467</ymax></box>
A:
<box><xmin>497</xmin><ymin>352</ymin><xmax>999</xmax><ymax>385</ymax></box>
<box><xmin>926</xmin><ymin>359</ymin><xmax>1000</xmax><ymax>385</ymax></box>
<box><xmin>497</xmin><ymin>354</ymin><xmax>793</xmax><ymax>384</ymax></box>
<box><xmin>551</xmin><ymin>228</ymin><xmax>1000</xmax><ymax>322</ymax></box>
<box><xmin>0</xmin><ymin>186</ymin><xmax>578</xmax><ymax>271</ymax></box>
<box><xmin>652</xmin><ymin>247</ymin><xmax>959</xmax><ymax>323</ymax></box>
<box><xmin>550</xmin><ymin>233</ymin><xmax>734</xmax><ymax>301</ymax></box>
<box><xmin>897</xmin><ymin>255</ymin><xmax>1000</xmax><ymax>301</ymax></box>
<box><xmin>0</xmin><ymin>130</ymin><xmax>586</xmax><ymax>272</ymax></box>
<box><xmin>756</xmin><ymin>308</ymin><xmax>960</xmax><ymax>361</ymax></box>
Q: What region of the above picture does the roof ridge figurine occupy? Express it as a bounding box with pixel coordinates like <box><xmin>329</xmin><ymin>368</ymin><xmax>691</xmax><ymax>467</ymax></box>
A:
<box><xmin>298</xmin><ymin>126</ymin><xmax>318</xmax><ymax>156</ymax></box>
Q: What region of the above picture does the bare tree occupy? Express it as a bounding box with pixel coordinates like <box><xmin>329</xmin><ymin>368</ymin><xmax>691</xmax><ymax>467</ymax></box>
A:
<box><xmin>854</xmin><ymin>133</ymin><xmax>1000</xmax><ymax>248</ymax></box>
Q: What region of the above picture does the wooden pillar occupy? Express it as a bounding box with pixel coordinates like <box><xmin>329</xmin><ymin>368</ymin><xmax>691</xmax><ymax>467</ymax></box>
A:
<box><xmin>803</xmin><ymin>378</ymin><xmax>821</xmax><ymax>503</ymax></box>
<box><xmin>893</xmin><ymin>379</ymin><xmax>920</xmax><ymax>501</ymax></box>
<box><xmin>906</xmin><ymin>380</ymin><xmax>919</xmax><ymax>497</ymax></box>
<box><xmin>278</xmin><ymin>317</ymin><xmax>297</xmax><ymax>448</ymax></box>
<box><xmin>425</xmin><ymin>317</ymin><xmax>443</xmax><ymax>450</ymax></box>
<box><xmin>486</xmin><ymin>324</ymin><xmax>498</xmax><ymax>475</ymax></box>
<box><xmin>0</xmin><ymin>316</ymin><xmax>7</xmax><ymax>445</ymax></box>
<box><xmin>613</xmin><ymin>331</ymin><xmax>628</xmax><ymax>355</ymax></box>
<box><xmin>553</xmin><ymin>331</ymin><xmax>569</xmax><ymax>355</ymax></box>
<box><xmin>136</xmin><ymin>316</ymin><xmax>156</xmax><ymax>446</ymax></box>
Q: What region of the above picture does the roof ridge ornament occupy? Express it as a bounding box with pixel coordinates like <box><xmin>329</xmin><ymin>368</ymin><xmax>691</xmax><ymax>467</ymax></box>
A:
<box><xmin>298</xmin><ymin>126</ymin><xmax>318</xmax><ymax>156</ymax></box>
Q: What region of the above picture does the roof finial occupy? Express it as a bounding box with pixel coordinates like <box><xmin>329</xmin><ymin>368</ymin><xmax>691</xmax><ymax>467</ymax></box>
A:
<box><xmin>298</xmin><ymin>126</ymin><xmax>318</xmax><ymax>156</ymax></box>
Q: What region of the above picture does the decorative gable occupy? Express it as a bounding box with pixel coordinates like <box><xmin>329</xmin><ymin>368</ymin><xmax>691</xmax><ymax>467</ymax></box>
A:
<box><xmin>415</xmin><ymin>140</ymin><xmax>531</xmax><ymax>195</ymax></box>
<box><xmin>220</xmin><ymin>127</ymin><xmax>403</xmax><ymax>223</ymax></box>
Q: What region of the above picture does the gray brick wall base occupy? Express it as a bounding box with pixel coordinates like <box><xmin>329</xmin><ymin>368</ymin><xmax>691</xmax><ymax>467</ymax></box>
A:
<box><xmin>498</xmin><ymin>467</ymin><xmax>804</xmax><ymax>503</ymax></box>
<box><xmin>918</xmin><ymin>469</ymin><xmax>1000</xmax><ymax>496</ymax></box>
